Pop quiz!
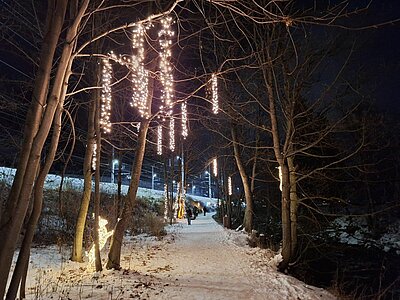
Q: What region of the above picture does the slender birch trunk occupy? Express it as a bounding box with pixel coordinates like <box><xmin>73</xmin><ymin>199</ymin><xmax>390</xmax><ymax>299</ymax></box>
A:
<box><xmin>231</xmin><ymin>125</ymin><xmax>253</xmax><ymax>233</ymax></box>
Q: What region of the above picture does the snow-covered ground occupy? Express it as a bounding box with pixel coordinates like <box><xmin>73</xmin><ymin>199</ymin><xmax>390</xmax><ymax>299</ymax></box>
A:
<box><xmin>11</xmin><ymin>213</ymin><xmax>334</xmax><ymax>300</ymax></box>
<box><xmin>0</xmin><ymin>166</ymin><xmax>218</xmax><ymax>205</ymax></box>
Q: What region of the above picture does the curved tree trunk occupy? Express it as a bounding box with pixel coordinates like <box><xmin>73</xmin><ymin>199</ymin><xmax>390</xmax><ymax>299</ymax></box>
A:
<box><xmin>263</xmin><ymin>60</ymin><xmax>292</xmax><ymax>270</ymax></box>
<box><xmin>71</xmin><ymin>67</ymin><xmax>97</xmax><ymax>262</ymax></box>
<box><xmin>0</xmin><ymin>0</ymin><xmax>67</xmax><ymax>228</ymax></box>
<box><xmin>6</xmin><ymin>104</ymin><xmax>63</xmax><ymax>300</ymax></box>
<box><xmin>231</xmin><ymin>125</ymin><xmax>253</xmax><ymax>233</ymax></box>
<box><xmin>0</xmin><ymin>1</ymin><xmax>89</xmax><ymax>297</ymax></box>
<box><xmin>106</xmin><ymin>61</ymin><xmax>155</xmax><ymax>269</ymax></box>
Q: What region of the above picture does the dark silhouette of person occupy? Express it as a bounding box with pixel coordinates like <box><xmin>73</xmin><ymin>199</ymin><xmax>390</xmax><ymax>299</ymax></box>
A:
<box><xmin>203</xmin><ymin>207</ymin><xmax>207</xmax><ymax>216</ymax></box>
<box><xmin>186</xmin><ymin>207</ymin><xmax>192</xmax><ymax>225</ymax></box>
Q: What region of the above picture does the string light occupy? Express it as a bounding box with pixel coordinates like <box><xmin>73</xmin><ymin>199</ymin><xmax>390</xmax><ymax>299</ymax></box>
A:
<box><xmin>158</xmin><ymin>16</ymin><xmax>174</xmax><ymax>120</ymax></box>
<box><xmin>87</xmin><ymin>216</ymin><xmax>113</xmax><ymax>267</ymax></box>
<box><xmin>181</xmin><ymin>101</ymin><xmax>188</xmax><ymax>138</ymax></box>
<box><xmin>164</xmin><ymin>183</ymin><xmax>168</xmax><ymax>221</ymax></box>
<box><xmin>212</xmin><ymin>158</ymin><xmax>218</xmax><ymax>177</ymax></box>
<box><xmin>100</xmin><ymin>59</ymin><xmax>113</xmax><ymax>133</ymax></box>
<box><xmin>91</xmin><ymin>141</ymin><xmax>97</xmax><ymax>171</ymax></box>
<box><xmin>278</xmin><ymin>166</ymin><xmax>282</xmax><ymax>191</ymax></box>
<box><xmin>211</xmin><ymin>73</ymin><xmax>218</xmax><ymax>114</ymax></box>
<box><xmin>169</xmin><ymin>117</ymin><xmax>175</xmax><ymax>152</ymax></box>
<box><xmin>228</xmin><ymin>176</ymin><xmax>232</xmax><ymax>196</ymax></box>
<box><xmin>131</xmin><ymin>23</ymin><xmax>150</xmax><ymax>119</ymax></box>
<box><xmin>157</xmin><ymin>125</ymin><xmax>163</xmax><ymax>155</ymax></box>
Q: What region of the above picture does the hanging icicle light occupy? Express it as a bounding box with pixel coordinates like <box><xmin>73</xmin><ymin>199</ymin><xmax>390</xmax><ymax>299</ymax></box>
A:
<box><xmin>157</xmin><ymin>125</ymin><xmax>163</xmax><ymax>155</ymax></box>
<box><xmin>228</xmin><ymin>176</ymin><xmax>233</xmax><ymax>196</ymax></box>
<box><xmin>158</xmin><ymin>16</ymin><xmax>174</xmax><ymax>120</ymax></box>
<box><xmin>211</xmin><ymin>73</ymin><xmax>218</xmax><ymax>114</ymax></box>
<box><xmin>131</xmin><ymin>23</ymin><xmax>150</xmax><ymax>119</ymax></box>
<box><xmin>181</xmin><ymin>101</ymin><xmax>188</xmax><ymax>139</ymax></box>
<box><xmin>91</xmin><ymin>141</ymin><xmax>97</xmax><ymax>171</ymax></box>
<box><xmin>212</xmin><ymin>158</ymin><xmax>218</xmax><ymax>177</ymax></box>
<box><xmin>100</xmin><ymin>59</ymin><xmax>113</xmax><ymax>133</ymax></box>
<box><xmin>169</xmin><ymin>117</ymin><xmax>175</xmax><ymax>152</ymax></box>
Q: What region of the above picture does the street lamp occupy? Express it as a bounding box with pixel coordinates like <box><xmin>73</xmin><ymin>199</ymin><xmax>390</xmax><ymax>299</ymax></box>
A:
<box><xmin>111</xmin><ymin>159</ymin><xmax>119</xmax><ymax>184</ymax></box>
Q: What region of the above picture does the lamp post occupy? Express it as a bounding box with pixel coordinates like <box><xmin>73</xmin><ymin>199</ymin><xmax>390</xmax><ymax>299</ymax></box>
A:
<box><xmin>111</xmin><ymin>159</ymin><xmax>119</xmax><ymax>184</ymax></box>
<box><xmin>151</xmin><ymin>165</ymin><xmax>156</xmax><ymax>190</ymax></box>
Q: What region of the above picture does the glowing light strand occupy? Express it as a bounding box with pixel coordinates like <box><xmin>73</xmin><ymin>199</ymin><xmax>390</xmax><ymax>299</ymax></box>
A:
<box><xmin>100</xmin><ymin>59</ymin><xmax>113</xmax><ymax>133</ymax></box>
<box><xmin>181</xmin><ymin>101</ymin><xmax>188</xmax><ymax>138</ymax></box>
<box><xmin>228</xmin><ymin>176</ymin><xmax>233</xmax><ymax>196</ymax></box>
<box><xmin>157</xmin><ymin>125</ymin><xmax>163</xmax><ymax>155</ymax></box>
<box><xmin>131</xmin><ymin>23</ymin><xmax>150</xmax><ymax>119</ymax></box>
<box><xmin>158</xmin><ymin>16</ymin><xmax>174</xmax><ymax>120</ymax></box>
<box><xmin>212</xmin><ymin>158</ymin><xmax>218</xmax><ymax>177</ymax></box>
<box><xmin>91</xmin><ymin>141</ymin><xmax>97</xmax><ymax>171</ymax></box>
<box><xmin>211</xmin><ymin>73</ymin><xmax>218</xmax><ymax>114</ymax></box>
<box><xmin>87</xmin><ymin>216</ymin><xmax>113</xmax><ymax>267</ymax></box>
<box><xmin>169</xmin><ymin>117</ymin><xmax>175</xmax><ymax>151</ymax></box>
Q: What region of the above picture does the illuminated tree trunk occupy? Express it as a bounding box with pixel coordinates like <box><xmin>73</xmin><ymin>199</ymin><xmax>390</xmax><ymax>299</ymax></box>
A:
<box><xmin>106</xmin><ymin>65</ymin><xmax>155</xmax><ymax>270</ymax></box>
<box><xmin>0</xmin><ymin>0</ymin><xmax>67</xmax><ymax>227</ymax></box>
<box><xmin>264</xmin><ymin>65</ymin><xmax>292</xmax><ymax>270</ymax></box>
<box><xmin>231</xmin><ymin>125</ymin><xmax>253</xmax><ymax>233</ymax></box>
<box><xmin>6</xmin><ymin>103</ymin><xmax>63</xmax><ymax>300</ymax></box>
<box><xmin>71</xmin><ymin>65</ymin><xmax>97</xmax><ymax>263</ymax></box>
<box><xmin>0</xmin><ymin>1</ymin><xmax>89</xmax><ymax>297</ymax></box>
<box><xmin>94</xmin><ymin>87</ymin><xmax>102</xmax><ymax>272</ymax></box>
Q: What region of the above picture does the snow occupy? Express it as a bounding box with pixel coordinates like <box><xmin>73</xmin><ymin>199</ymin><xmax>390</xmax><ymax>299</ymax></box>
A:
<box><xmin>12</xmin><ymin>213</ymin><xmax>335</xmax><ymax>299</ymax></box>
<box><xmin>327</xmin><ymin>216</ymin><xmax>400</xmax><ymax>254</ymax></box>
<box><xmin>0</xmin><ymin>166</ymin><xmax>218</xmax><ymax>204</ymax></box>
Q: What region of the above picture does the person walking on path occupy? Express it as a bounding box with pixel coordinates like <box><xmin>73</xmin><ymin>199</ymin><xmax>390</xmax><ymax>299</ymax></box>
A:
<box><xmin>186</xmin><ymin>207</ymin><xmax>193</xmax><ymax>225</ymax></box>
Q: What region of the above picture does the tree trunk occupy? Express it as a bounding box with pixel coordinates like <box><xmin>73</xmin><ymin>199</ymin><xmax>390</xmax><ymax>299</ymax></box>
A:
<box><xmin>263</xmin><ymin>64</ymin><xmax>292</xmax><ymax>270</ymax></box>
<box><xmin>71</xmin><ymin>79</ymin><xmax>96</xmax><ymax>262</ymax></box>
<box><xmin>94</xmin><ymin>87</ymin><xmax>102</xmax><ymax>272</ymax></box>
<box><xmin>231</xmin><ymin>125</ymin><xmax>253</xmax><ymax>233</ymax></box>
<box><xmin>287</xmin><ymin>156</ymin><xmax>298</xmax><ymax>256</ymax></box>
<box><xmin>6</xmin><ymin>104</ymin><xmax>63</xmax><ymax>300</ymax></box>
<box><xmin>0</xmin><ymin>0</ymin><xmax>67</xmax><ymax>227</ymax></box>
<box><xmin>0</xmin><ymin>1</ymin><xmax>89</xmax><ymax>297</ymax></box>
<box><xmin>106</xmin><ymin>64</ymin><xmax>155</xmax><ymax>269</ymax></box>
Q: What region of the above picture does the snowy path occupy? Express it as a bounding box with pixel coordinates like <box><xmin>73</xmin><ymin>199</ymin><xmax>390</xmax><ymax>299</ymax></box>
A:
<box><xmin>18</xmin><ymin>213</ymin><xmax>335</xmax><ymax>299</ymax></box>
<box><xmin>128</xmin><ymin>213</ymin><xmax>334</xmax><ymax>300</ymax></box>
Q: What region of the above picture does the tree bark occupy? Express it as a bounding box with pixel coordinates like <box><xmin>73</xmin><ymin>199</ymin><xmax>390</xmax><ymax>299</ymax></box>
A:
<box><xmin>0</xmin><ymin>1</ymin><xmax>89</xmax><ymax>297</ymax></box>
<box><xmin>106</xmin><ymin>62</ymin><xmax>155</xmax><ymax>269</ymax></box>
<box><xmin>6</xmin><ymin>104</ymin><xmax>63</xmax><ymax>300</ymax></box>
<box><xmin>287</xmin><ymin>156</ymin><xmax>298</xmax><ymax>256</ymax></box>
<box><xmin>231</xmin><ymin>125</ymin><xmax>253</xmax><ymax>233</ymax></box>
<box><xmin>71</xmin><ymin>65</ymin><xmax>97</xmax><ymax>262</ymax></box>
<box><xmin>0</xmin><ymin>0</ymin><xmax>67</xmax><ymax>227</ymax></box>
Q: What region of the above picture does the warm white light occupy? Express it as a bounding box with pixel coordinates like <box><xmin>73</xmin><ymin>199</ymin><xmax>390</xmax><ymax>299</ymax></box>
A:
<box><xmin>169</xmin><ymin>117</ymin><xmax>175</xmax><ymax>152</ymax></box>
<box><xmin>278</xmin><ymin>166</ymin><xmax>282</xmax><ymax>191</ymax></box>
<box><xmin>164</xmin><ymin>183</ymin><xmax>168</xmax><ymax>221</ymax></box>
<box><xmin>131</xmin><ymin>23</ymin><xmax>150</xmax><ymax>119</ymax></box>
<box><xmin>158</xmin><ymin>16</ymin><xmax>174</xmax><ymax>119</ymax></box>
<box><xmin>181</xmin><ymin>101</ymin><xmax>188</xmax><ymax>138</ymax></box>
<box><xmin>87</xmin><ymin>216</ymin><xmax>114</xmax><ymax>267</ymax></box>
<box><xmin>212</xmin><ymin>158</ymin><xmax>218</xmax><ymax>176</ymax></box>
<box><xmin>91</xmin><ymin>141</ymin><xmax>97</xmax><ymax>171</ymax></box>
<box><xmin>157</xmin><ymin>125</ymin><xmax>163</xmax><ymax>155</ymax></box>
<box><xmin>211</xmin><ymin>73</ymin><xmax>218</xmax><ymax>114</ymax></box>
<box><xmin>228</xmin><ymin>176</ymin><xmax>232</xmax><ymax>196</ymax></box>
<box><xmin>100</xmin><ymin>59</ymin><xmax>113</xmax><ymax>133</ymax></box>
